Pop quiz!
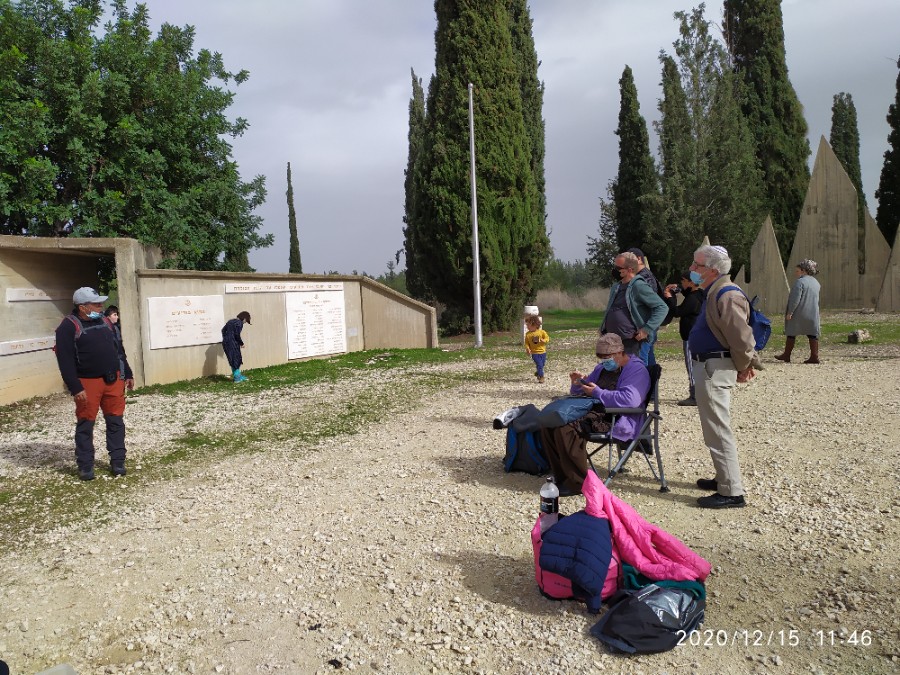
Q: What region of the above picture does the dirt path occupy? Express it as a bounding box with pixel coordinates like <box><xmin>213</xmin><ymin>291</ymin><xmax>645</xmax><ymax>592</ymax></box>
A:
<box><xmin>1</xmin><ymin>346</ymin><xmax>898</xmax><ymax>674</ymax></box>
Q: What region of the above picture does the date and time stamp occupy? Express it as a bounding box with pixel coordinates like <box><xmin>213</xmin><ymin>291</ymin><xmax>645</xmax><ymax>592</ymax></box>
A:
<box><xmin>676</xmin><ymin>628</ymin><xmax>875</xmax><ymax>648</ymax></box>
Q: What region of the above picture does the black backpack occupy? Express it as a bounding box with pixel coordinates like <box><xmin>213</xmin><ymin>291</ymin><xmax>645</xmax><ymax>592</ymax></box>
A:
<box><xmin>590</xmin><ymin>584</ymin><xmax>706</xmax><ymax>654</ymax></box>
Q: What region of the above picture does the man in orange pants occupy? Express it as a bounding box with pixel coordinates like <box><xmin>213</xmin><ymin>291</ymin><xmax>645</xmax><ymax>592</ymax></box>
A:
<box><xmin>54</xmin><ymin>287</ymin><xmax>135</xmax><ymax>480</ymax></box>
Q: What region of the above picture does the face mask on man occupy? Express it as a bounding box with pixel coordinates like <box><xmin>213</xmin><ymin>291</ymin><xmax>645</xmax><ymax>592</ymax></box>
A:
<box><xmin>689</xmin><ymin>270</ymin><xmax>704</xmax><ymax>285</ymax></box>
<box><xmin>86</xmin><ymin>311</ymin><xmax>103</xmax><ymax>320</ymax></box>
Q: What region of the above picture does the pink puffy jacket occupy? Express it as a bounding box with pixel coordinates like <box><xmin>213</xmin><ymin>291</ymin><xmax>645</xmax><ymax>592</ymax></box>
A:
<box><xmin>582</xmin><ymin>471</ymin><xmax>711</xmax><ymax>582</ymax></box>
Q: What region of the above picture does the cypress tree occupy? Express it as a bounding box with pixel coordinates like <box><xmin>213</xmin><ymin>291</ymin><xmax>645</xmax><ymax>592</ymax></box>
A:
<box><xmin>287</xmin><ymin>162</ymin><xmax>302</xmax><ymax>273</ymax></box>
<box><xmin>403</xmin><ymin>70</ymin><xmax>429</xmax><ymax>299</ymax></box>
<box><xmin>723</xmin><ymin>0</ymin><xmax>811</xmax><ymax>261</ymax></box>
<box><xmin>416</xmin><ymin>0</ymin><xmax>548</xmax><ymax>333</ymax></box>
<box><xmin>652</xmin><ymin>6</ymin><xmax>766</xmax><ymax>280</ymax></box>
<box><xmin>657</xmin><ymin>56</ymin><xmax>693</xmax><ymax>187</ymax></box>
<box><xmin>587</xmin><ymin>184</ymin><xmax>620</xmax><ymax>286</ymax></box>
<box><xmin>830</xmin><ymin>93</ymin><xmax>866</xmax><ymax>269</ymax></box>
<box><xmin>509</xmin><ymin>0</ymin><xmax>546</xmax><ymax>240</ymax></box>
<box><xmin>612</xmin><ymin>66</ymin><xmax>658</xmax><ymax>255</ymax></box>
<box><xmin>649</xmin><ymin>54</ymin><xmax>694</xmax><ymax>283</ymax></box>
<box><xmin>875</xmin><ymin>55</ymin><xmax>900</xmax><ymax>246</ymax></box>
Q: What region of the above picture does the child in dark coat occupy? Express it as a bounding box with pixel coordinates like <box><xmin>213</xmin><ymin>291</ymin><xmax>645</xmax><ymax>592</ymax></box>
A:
<box><xmin>222</xmin><ymin>311</ymin><xmax>251</xmax><ymax>382</ymax></box>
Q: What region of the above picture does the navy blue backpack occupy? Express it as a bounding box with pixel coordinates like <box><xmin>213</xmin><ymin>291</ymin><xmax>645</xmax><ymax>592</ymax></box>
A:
<box><xmin>503</xmin><ymin>404</ymin><xmax>550</xmax><ymax>475</ymax></box>
<box><xmin>716</xmin><ymin>286</ymin><xmax>772</xmax><ymax>352</ymax></box>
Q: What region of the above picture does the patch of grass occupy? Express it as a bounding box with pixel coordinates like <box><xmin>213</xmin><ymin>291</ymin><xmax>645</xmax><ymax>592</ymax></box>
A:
<box><xmin>541</xmin><ymin>309</ymin><xmax>604</xmax><ymax>331</ymax></box>
<box><xmin>159</xmin><ymin>448</ymin><xmax>190</xmax><ymax>464</ymax></box>
<box><xmin>819</xmin><ymin>319</ymin><xmax>900</xmax><ymax>344</ymax></box>
<box><xmin>131</xmin><ymin>348</ymin><xmax>470</xmax><ymax>398</ymax></box>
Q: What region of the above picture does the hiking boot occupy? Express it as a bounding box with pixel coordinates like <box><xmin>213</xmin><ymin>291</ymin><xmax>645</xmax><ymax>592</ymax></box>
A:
<box><xmin>111</xmin><ymin>459</ymin><xmax>126</xmax><ymax>477</ymax></box>
<box><xmin>677</xmin><ymin>397</ymin><xmax>697</xmax><ymax>406</ymax></box>
<box><xmin>78</xmin><ymin>467</ymin><xmax>95</xmax><ymax>481</ymax></box>
<box><xmin>537</xmin><ymin>376</ymin><xmax>545</xmax><ymax>383</ymax></box>
<box><xmin>697</xmin><ymin>493</ymin><xmax>745</xmax><ymax>509</ymax></box>
<box><xmin>696</xmin><ymin>478</ymin><xmax>717</xmax><ymax>491</ymax></box>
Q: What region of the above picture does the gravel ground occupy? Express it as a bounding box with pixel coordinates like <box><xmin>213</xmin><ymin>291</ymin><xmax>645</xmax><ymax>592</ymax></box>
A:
<box><xmin>1</xmin><ymin>334</ymin><xmax>899</xmax><ymax>675</ymax></box>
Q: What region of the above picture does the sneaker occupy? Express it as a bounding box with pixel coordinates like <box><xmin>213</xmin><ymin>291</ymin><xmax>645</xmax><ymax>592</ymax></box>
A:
<box><xmin>695</xmin><ymin>478</ymin><xmax>718</xmax><ymax>491</ymax></box>
<box><xmin>78</xmin><ymin>467</ymin><xmax>95</xmax><ymax>481</ymax></box>
<box><xmin>111</xmin><ymin>460</ymin><xmax>126</xmax><ymax>477</ymax></box>
<box><xmin>677</xmin><ymin>397</ymin><xmax>697</xmax><ymax>406</ymax></box>
<box><xmin>493</xmin><ymin>406</ymin><xmax>523</xmax><ymax>429</ymax></box>
<box><xmin>234</xmin><ymin>375</ymin><xmax>249</xmax><ymax>383</ymax></box>
<box><xmin>697</xmin><ymin>493</ymin><xmax>745</xmax><ymax>509</ymax></box>
<box><xmin>538</xmin><ymin>376</ymin><xmax>545</xmax><ymax>383</ymax></box>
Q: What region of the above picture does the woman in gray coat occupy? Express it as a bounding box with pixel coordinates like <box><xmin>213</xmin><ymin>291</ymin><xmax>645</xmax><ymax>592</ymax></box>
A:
<box><xmin>775</xmin><ymin>259</ymin><xmax>821</xmax><ymax>364</ymax></box>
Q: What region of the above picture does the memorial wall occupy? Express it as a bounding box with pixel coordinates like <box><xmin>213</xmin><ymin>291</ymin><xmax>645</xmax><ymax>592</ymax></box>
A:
<box><xmin>135</xmin><ymin>270</ymin><xmax>435</xmax><ymax>389</ymax></box>
<box><xmin>0</xmin><ymin>237</ymin><xmax>437</xmax><ymax>405</ymax></box>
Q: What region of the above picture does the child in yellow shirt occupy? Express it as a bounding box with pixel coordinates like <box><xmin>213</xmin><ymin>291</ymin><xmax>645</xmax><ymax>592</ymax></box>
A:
<box><xmin>524</xmin><ymin>315</ymin><xmax>550</xmax><ymax>383</ymax></box>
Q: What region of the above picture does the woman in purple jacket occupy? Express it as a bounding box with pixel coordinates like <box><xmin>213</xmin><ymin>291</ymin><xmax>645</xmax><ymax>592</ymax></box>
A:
<box><xmin>540</xmin><ymin>333</ymin><xmax>650</xmax><ymax>496</ymax></box>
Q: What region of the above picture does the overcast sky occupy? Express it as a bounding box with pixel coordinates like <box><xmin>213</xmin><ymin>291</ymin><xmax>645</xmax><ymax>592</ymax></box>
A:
<box><xmin>141</xmin><ymin>0</ymin><xmax>900</xmax><ymax>276</ymax></box>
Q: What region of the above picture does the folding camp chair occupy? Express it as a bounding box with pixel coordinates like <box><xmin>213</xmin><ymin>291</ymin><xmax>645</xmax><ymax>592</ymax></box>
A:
<box><xmin>584</xmin><ymin>364</ymin><xmax>669</xmax><ymax>492</ymax></box>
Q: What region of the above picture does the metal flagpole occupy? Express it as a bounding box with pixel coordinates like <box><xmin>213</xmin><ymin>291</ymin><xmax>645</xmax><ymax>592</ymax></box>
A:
<box><xmin>468</xmin><ymin>82</ymin><xmax>483</xmax><ymax>348</ymax></box>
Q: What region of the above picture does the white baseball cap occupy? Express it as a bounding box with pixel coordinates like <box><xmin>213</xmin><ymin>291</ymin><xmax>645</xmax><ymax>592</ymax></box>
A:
<box><xmin>72</xmin><ymin>287</ymin><xmax>108</xmax><ymax>304</ymax></box>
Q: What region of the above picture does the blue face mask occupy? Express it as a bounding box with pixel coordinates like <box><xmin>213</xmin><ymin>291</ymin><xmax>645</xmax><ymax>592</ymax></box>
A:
<box><xmin>87</xmin><ymin>311</ymin><xmax>103</xmax><ymax>320</ymax></box>
<box><xmin>689</xmin><ymin>270</ymin><xmax>704</xmax><ymax>285</ymax></box>
<box><xmin>601</xmin><ymin>358</ymin><xmax>618</xmax><ymax>371</ymax></box>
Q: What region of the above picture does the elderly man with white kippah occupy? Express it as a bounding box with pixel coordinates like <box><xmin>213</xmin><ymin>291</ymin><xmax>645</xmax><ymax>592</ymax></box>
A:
<box><xmin>687</xmin><ymin>245</ymin><xmax>762</xmax><ymax>509</ymax></box>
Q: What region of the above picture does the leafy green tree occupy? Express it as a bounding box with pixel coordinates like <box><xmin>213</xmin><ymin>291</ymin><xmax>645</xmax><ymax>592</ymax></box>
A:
<box><xmin>0</xmin><ymin>0</ymin><xmax>271</xmax><ymax>271</ymax></box>
<box><xmin>650</xmin><ymin>5</ymin><xmax>766</xmax><ymax>281</ymax></box>
<box><xmin>612</xmin><ymin>66</ymin><xmax>659</xmax><ymax>255</ymax></box>
<box><xmin>723</xmin><ymin>0</ymin><xmax>810</xmax><ymax>261</ymax></box>
<box><xmin>875</xmin><ymin>55</ymin><xmax>900</xmax><ymax>246</ymax></box>
<box><xmin>402</xmin><ymin>69</ymin><xmax>430</xmax><ymax>300</ymax></box>
<box><xmin>286</xmin><ymin>162</ymin><xmax>302</xmax><ymax>273</ymax></box>
<box><xmin>830</xmin><ymin>93</ymin><xmax>866</xmax><ymax>269</ymax></box>
<box><xmin>415</xmin><ymin>0</ymin><xmax>548</xmax><ymax>333</ymax></box>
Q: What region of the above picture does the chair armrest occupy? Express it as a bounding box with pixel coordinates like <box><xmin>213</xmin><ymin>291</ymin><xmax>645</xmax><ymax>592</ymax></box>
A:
<box><xmin>602</xmin><ymin>406</ymin><xmax>644</xmax><ymax>415</ymax></box>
